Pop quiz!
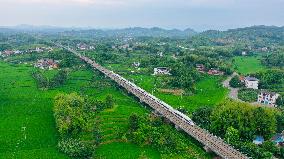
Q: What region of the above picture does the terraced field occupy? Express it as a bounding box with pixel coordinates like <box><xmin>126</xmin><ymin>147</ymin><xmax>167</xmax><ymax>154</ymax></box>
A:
<box><xmin>0</xmin><ymin>61</ymin><xmax>160</xmax><ymax>159</ymax></box>
<box><xmin>0</xmin><ymin>55</ymin><xmax>214</xmax><ymax>158</ymax></box>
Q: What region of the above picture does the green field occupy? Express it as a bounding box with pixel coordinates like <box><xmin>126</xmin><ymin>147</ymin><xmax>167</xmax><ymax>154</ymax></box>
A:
<box><xmin>233</xmin><ymin>56</ymin><xmax>266</xmax><ymax>74</ymax></box>
<box><xmin>0</xmin><ymin>61</ymin><xmax>150</xmax><ymax>158</ymax></box>
<box><xmin>95</xmin><ymin>142</ymin><xmax>160</xmax><ymax>159</ymax></box>
<box><xmin>0</xmin><ymin>59</ymin><xmax>212</xmax><ymax>158</ymax></box>
<box><xmin>0</xmin><ymin>62</ymin><xmax>68</xmax><ymax>158</ymax></box>
<box><xmin>127</xmin><ymin>74</ymin><xmax>228</xmax><ymax>112</ymax></box>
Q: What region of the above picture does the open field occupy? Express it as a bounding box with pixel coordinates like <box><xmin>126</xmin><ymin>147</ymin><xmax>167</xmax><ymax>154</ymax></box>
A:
<box><xmin>126</xmin><ymin>74</ymin><xmax>228</xmax><ymax>112</ymax></box>
<box><xmin>0</xmin><ymin>62</ymin><xmax>68</xmax><ymax>159</ymax></box>
<box><xmin>0</xmin><ymin>59</ymin><xmax>212</xmax><ymax>158</ymax></box>
<box><xmin>95</xmin><ymin>142</ymin><xmax>160</xmax><ymax>159</ymax></box>
<box><xmin>233</xmin><ymin>56</ymin><xmax>267</xmax><ymax>74</ymax></box>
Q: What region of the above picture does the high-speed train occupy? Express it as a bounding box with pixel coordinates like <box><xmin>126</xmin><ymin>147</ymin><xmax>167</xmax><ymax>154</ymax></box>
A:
<box><xmin>77</xmin><ymin>53</ymin><xmax>195</xmax><ymax>126</ymax></box>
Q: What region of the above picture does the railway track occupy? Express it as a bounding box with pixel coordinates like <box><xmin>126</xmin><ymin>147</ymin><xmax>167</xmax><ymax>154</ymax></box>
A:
<box><xmin>58</xmin><ymin>44</ymin><xmax>248</xmax><ymax>159</ymax></box>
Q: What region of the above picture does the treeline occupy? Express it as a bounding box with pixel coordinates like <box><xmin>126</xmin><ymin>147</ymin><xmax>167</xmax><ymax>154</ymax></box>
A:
<box><xmin>53</xmin><ymin>93</ymin><xmax>115</xmax><ymax>158</ymax></box>
<box><xmin>32</xmin><ymin>69</ymin><xmax>68</xmax><ymax>89</ymax></box>
<box><xmin>262</xmin><ymin>51</ymin><xmax>284</xmax><ymax>68</ymax></box>
<box><xmin>250</xmin><ymin>70</ymin><xmax>284</xmax><ymax>92</ymax></box>
<box><xmin>192</xmin><ymin>101</ymin><xmax>284</xmax><ymax>158</ymax></box>
<box><xmin>127</xmin><ymin>114</ymin><xmax>210</xmax><ymax>158</ymax></box>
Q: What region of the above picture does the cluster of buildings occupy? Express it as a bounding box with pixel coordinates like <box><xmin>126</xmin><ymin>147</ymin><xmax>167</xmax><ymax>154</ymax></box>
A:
<box><xmin>153</xmin><ymin>67</ymin><xmax>171</xmax><ymax>75</ymax></box>
<box><xmin>242</xmin><ymin>76</ymin><xmax>280</xmax><ymax>107</ymax></box>
<box><xmin>196</xmin><ymin>64</ymin><xmax>224</xmax><ymax>76</ymax></box>
<box><xmin>77</xmin><ymin>43</ymin><xmax>95</xmax><ymax>51</ymax></box>
<box><xmin>0</xmin><ymin>47</ymin><xmax>53</xmax><ymax>58</ymax></box>
<box><xmin>253</xmin><ymin>134</ymin><xmax>284</xmax><ymax>146</ymax></box>
<box><xmin>34</xmin><ymin>59</ymin><xmax>59</xmax><ymax>70</ymax></box>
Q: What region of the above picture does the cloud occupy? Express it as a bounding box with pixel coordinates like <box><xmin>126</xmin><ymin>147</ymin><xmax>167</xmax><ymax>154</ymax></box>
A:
<box><xmin>0</xmin><ymin>0</ymin><xmax>236</xmax><ymax>7</ymax></box>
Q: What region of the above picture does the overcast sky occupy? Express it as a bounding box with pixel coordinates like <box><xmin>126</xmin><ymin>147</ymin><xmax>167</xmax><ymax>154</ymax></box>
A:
<box><xmin>0</xmin><ymin>0</ymin><xmax>283</xmax><ymax>31</ymax></box>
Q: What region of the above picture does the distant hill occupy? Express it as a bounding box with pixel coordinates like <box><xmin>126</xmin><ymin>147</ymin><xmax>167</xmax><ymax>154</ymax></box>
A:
<box><xmin>61</xmin><ymin>27</ymin><xmax>198</xmax><ymax>38</ymax></box>
<box><xmin>199</xmin><ymin>25</ymin><xmax>284</xmax><ymax>45</ymax></box>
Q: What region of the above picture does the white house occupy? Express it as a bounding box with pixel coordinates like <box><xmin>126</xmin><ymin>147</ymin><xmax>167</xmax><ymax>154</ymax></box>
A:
<box><xmin>244</xmin><ymin>77</ymin><xmax>259</xmax><ymax>89</ymax></box>
<box><xmin>153</xmin><ymin>67</ymin><xmax>171</xmax><ymax>75</ymax></box>
<box><xmin>257</xmin><ymin>91</ymin><xmax>280</xmax><ymax>107</ymax></box>
<box><xmin>133</xmin><ymin>62</ymin><xmax>140</xmax><ymax>67</ymax></box>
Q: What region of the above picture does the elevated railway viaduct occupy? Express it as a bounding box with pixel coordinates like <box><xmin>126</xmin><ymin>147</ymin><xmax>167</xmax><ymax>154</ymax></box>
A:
<box><xmin>58</xmin><ymin>44</ymin><xmax>248</xmax><ymax>159</ymax></box>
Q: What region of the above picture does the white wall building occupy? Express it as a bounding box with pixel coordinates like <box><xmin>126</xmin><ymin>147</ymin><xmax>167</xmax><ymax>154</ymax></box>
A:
<box><xmin>244</xmin><ymin>77</ymin><xmax>259</xmax><ymax>89</ymax></box>
<box><xmin>257</xmin><ymin>91</ymin><xmax>280</xmax><ymax>107</ymax></box>
<box><xmin>153</xmin><ymin>67</ymin><xmax>171</xmax><ymax>75</ymax></box>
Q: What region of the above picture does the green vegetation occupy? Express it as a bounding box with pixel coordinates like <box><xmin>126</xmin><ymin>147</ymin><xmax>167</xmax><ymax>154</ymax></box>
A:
<box><xmin>192</xmin><ymin>100</ymin><xmax>282</xmax><ymax>158</ymax></box>
<box><xmin>229</xmin><ymin>75</ymin><xmax>242</xmax><ymax>88</ymax></box>
<box><xmin>238</xmin><ymin>89</ymin><xmax>259</xmax><ymax>102</ymax></box>
<box><xmin>233</xmin><ymin>56</ymin><xmax>266</xmax><ymax>74</ymax></box>
<box><xmin>0</xmin><ymin>62</ymin><xmax>68</xmax><ymax>158</ymax></box>
<box><xmin>251</xmin><ymin>70</ymin><xmax>284</xmax><ymax>94</ymax></box>
<box><xmin>95</xmin><ymin>142</ymin><xmax>161</xmax><ymax>159</ymax></box>
<box><xmin>127</xmin><ymin>114</ymin><xmax>213</xmax><ymax>158</ymax></box>
<box><xmin>128</xmin><ymin>74</ymin><xmax>227</xmax><ymax>112</ymax></box>
<box><xmin>262</xmin><ymin>51</ymin><xmax>284</xmax><ymax>68</ymax></box>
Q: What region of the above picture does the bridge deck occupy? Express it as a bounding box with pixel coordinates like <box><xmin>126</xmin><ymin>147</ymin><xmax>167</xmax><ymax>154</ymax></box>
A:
<box><xmin>60</xmin><ymin>45</ymin><xmax>248</xmax><ymax>159</ymax></box>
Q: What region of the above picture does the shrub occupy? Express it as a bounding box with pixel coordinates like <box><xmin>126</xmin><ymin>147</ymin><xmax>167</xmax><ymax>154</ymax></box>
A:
<box><xmin>58</xmin><ymin>138</ymin><xmax>93</xmax><ymax>158</ymax></box>
<box><xmin>229</xmin><ymin>75</ymin><xmax>242</xmax><ymax>88</ymax></box>
<box><xmin>238</xmin><ymin>89</ymin><xmax>258</xmax><ymax>102</ymax></box>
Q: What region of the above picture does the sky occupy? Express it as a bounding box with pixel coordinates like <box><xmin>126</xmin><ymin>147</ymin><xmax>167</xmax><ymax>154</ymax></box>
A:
<box><xmin>0</xmin><ymin>0</ymin><xmax>283</xmax><ymax>31</ymax></box>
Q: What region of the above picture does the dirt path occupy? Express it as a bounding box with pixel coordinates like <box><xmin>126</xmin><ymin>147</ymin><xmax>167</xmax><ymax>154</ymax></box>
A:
<box><xmin>222</xmin><ymin>72</ymin><xmax>240</xmax><ymax>100</ymax></box>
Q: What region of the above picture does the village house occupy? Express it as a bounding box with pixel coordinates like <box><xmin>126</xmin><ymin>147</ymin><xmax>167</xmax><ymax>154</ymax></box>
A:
<box><xmin>153</xmin><ymin>67</ymin><xmax>171</xmax><ymax>75</ymax></box>
<box><xmin>1</xmin><ymin>50</ymin><xmax>15</xmax><ymax>57</ymax></box>
<box><xmin>244</xmin><ymin>77</ymin><xmax>259</xmax><ymax>89</ymax></box>
<box><xmin>34</xmin><ymin>59</ymin><xmax>59</xmax><ymax>70</ymax></box>
<box><xmin>253</xmin><ymin>136</ymin><xmax>264</xmax><ymax>145</ymax></box>
<box><xmin>241</xmin><ymin>51</ymin><xmax>247</xmax><ymax>56</ymax></box>
<box><xmin>207</xmin><ymin>68</ymin><xmax>224</xmax><ymax>76</ymax></box>
<box><xmin>133</xmin><ymin>62</ymin><xmax>140</xmax><ymax>68</ymax></box>
<box><xmin>196</xmin><ymin>64</ymin><xmax>206</xmax><ymax>73</ymax></box>
<box><xmin>119</xmin><ymin>44</ymin><xmax>130</xmax><ymax>49</ymax></box>
<box><xmin>257</xmin><ymin>90</ymin><xmax>280</xmax><ymax>106</ymax></box>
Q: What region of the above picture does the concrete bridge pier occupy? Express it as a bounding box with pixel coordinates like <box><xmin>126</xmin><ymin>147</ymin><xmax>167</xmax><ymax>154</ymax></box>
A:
<box><xmin>175</xmin><ymin>125</ymin><xmax>181</xmax><ymax>131</ymax></box>
<box><xmin>204</xmin><ymin>146</ymin><xmax>212</xmax><ymax>153</ymax></box>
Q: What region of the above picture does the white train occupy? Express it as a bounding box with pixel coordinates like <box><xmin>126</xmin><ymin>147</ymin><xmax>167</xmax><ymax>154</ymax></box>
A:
<box><xmin>80</xmin><ymin>53</ymin><xmax>195</xmax><ymax>126</ymax></box>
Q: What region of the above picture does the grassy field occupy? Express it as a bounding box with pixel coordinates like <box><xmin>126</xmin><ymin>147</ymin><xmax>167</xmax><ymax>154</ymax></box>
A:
<box><xmin>0</xmin><ymin>62</ymin><xmax>68</xmax><ymax>159</ymax></box>
<box><xmin>0</xmin><ymin>59</ymin><xmax>212</xmax><ymax>158</ymax></box>
<box><xmin>95</xmin><ymin>142</ymin><xmax>161</xmax><ymax>159</ymax></box>
<box><xmin>126</xmin><ymin>74</ymin><xmax>228</xmax><ymax>112</ymax></box>
<box><xmin>233</xmin><ymin>56</ymin><xmax>267</xmax><ymax>74</ymax></box>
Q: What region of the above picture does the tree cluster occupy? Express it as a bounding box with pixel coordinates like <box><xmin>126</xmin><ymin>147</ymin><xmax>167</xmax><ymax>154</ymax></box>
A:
<box><xmin>32</xmin><ymin>69</ymin><xmax>68</xmax><ymax>89</ymax></box>
<box><xmin>192</xmin><ymin>101</ymin><xmax>283</xmax><ymax>158</ymax></box>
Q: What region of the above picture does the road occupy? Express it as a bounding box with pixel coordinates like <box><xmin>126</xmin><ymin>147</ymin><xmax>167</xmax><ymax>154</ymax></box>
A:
<box><xmin>222</xmin><ymin>72</ymin><xmax>240</xmax><ymax>100</ymax></box>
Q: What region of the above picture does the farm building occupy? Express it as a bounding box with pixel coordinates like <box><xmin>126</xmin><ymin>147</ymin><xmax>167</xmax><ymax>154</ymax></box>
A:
<box><xmin>208</xmin><ymin>69</ymin><xmax>224</xmax><ymax>76</ymax></box>
<box><xmin>196</xmin><ymin>64</ymin><xmax>206</xmax><ymax>73</ymax></box>
<box><xmin>253</xmin><ymin>136</ymin><xmax>264</xmax><ymax>145</ymax></box>
<box><xmin>271</xmin><ymin>134</ymin><xmax>284</xmax><ymax>146</ymax></box>
<box><xmin>257</xmin><ymin>91</ymin><xmax>280</xmax><ymax>106</ymax></box>
<box><xmin>34</xmin><ymin>59</ymin><xmax>59</xmax><ymax>70</ymax></box>
<box><xmin>133</xmin><ymin>62</ymin><xmax>140</xmax><ymax>67</ymax></box>
<box><xmin>153</xmin><ymin>67</ymin><xmax>171</xmax><ymax>75</ymax></box>
<box><xmin>244</xmin><ymin>77</ymin><xmax>259</xmax><ymax>89</ymax></box>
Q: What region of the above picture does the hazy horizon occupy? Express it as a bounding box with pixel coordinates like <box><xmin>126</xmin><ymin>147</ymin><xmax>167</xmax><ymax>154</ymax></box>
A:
<box><xmin>0</xmin><ymin>0</ymin><xmax>284</xmax><ymax>31</ymax></box>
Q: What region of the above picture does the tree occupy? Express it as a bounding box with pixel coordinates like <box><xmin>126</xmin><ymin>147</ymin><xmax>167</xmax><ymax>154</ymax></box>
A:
<box><xmin>229</xmin><ymin>75</ymin><xmax>242</xmax><ymax>88</ymax></box>
<box><xmin>129</xmin><ymin>113</ymin><xmax>139</xmax><ymax>131</ymax></box>
<box><xmin>276</xmin><ymin>96</ymin><xmax>284</xmax><ymax>107</ymax></box>
<box><xmin>210</xmin><ymin>101</ymin><xmax>277</xmax><ymax>140</ymax></box>
<box><xmin>224</xmin><ymin>126</ymin><xmax>240</xmax><ymax>145</ymax></box>
<box><xmin>261</xmin><ymin>141</ymin><xmax>279</xmax><ymax>156</ymax></box>
<box><xmin>192</xmin><ymin>107</ymin><xmax>212</xmax><ymax>130</ymax></box>
<box><xmin>51</xmin><ymin>70</ymin><xmax>68</xmax><ymax>87</ymax></box>
<box><xmin>58</xmin><ymin>138</ymin><xmax>93</xmax><ymax>158</ymax></box>
<box><xmin>105</xmin><ymin>94</ymin><xmax>115</xmax><ymax>109</ymax></box>
<box><xmin>54</xmin><ymin>93</ymin><xmax>86</xmax><ymax>137</ymax></box>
